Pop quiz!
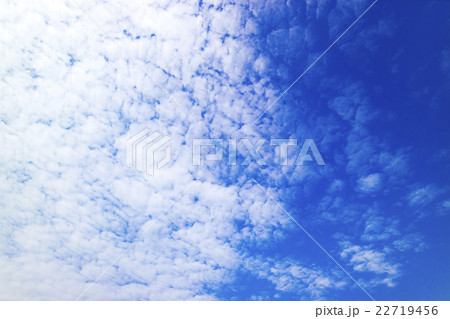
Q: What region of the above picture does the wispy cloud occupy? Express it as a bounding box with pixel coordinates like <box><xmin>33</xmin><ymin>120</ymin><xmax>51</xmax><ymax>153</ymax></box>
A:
<box><xmin>408</xmin><ymin>185</ymin><xmax>441</xmax><ymax>207</ymax></box>
<box><xmin>357</xmin><ymin>173</ymin><xmax>382</xmax><ymax>193</ymax></box>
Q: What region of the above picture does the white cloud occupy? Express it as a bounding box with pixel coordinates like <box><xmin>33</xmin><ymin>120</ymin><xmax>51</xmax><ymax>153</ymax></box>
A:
<box><xmin>360</xmin><ymin>214</ymin><xmax>400</xmax><ymax>242</ymax></box>
<box><xmin>357</xmin><ymin>173</ymin><xmax>381</xmax><ymax>193</ymax></box>
<box><xmin>0</xmin><ymin>0</ymin><xmax>294</xmax><ymax>300</ymax></box>
<box><xmin>340</xmin><ymin>242</ymin><xmax>400</xmax><ymax>287</ymax></box>
<box><xmin>244</xmin><ymin>256</ymin><xmax>346</xmax><ymax>300</ymax></box>
<box><xmin>408</xmin><ymin>185</ymin><xmax>440</xmax><ymax>207</ymax></box>
<box><xmin>393</xmin><ymin>234</ymin><xmax>427</xmax><ymax>253</ymax></box>
<box><xmin>0</xmin><ymin>0</ymin><xmax>428</xmax><ymax>301</ymax></box>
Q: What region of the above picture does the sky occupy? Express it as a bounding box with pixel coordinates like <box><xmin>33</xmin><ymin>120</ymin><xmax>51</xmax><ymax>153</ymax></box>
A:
<box><xmin>0</xmin><ymin>0</ymin><xmax>449</xmax><ymax>301</ymax></box>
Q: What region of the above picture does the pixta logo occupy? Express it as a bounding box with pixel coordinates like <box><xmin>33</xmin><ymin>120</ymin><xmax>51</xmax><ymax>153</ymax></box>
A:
<box><xmin>192</xmin><ymin>138</ymin><xmax>325</xmax><ymax>166</ymax></box>
<box><xmin>126</xmin><ymin>129</ymin><xmax>172</xmax><ymax>176</ymax></box>
<box><xmin>125</xmin><ymin>129</ymin><xmax>325</xmax><ymax>176</ymax></box>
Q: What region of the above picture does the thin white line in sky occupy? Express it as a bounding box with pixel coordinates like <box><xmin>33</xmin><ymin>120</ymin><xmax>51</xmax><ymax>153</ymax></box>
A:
<box><xmin>251</xmin><ymin>0</ymin><xmax>379</xmax><ymax>125</ymax></box>
<box><xmin>251</xmin><ymin>178</ymin><xmax>376</xmax><ymax>301</ymax></box>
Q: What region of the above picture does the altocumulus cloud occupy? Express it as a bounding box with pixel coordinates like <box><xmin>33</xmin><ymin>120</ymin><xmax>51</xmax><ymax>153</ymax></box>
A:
<box><xmin>1</xmin><ymin>0</ymin><xmax>449</xmax><ymax>301</ymax></box>
<box><xmin>0</xmin><ymin>0</ymin><xmax>331</xmax><ymax>300</ymax></box>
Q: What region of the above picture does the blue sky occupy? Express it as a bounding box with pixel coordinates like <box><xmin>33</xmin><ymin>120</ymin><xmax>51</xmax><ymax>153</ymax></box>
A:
<box><xmin>0</xmin><ymin>0</ymin><xmax>449</xmax><ymax>300</ymax></box>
